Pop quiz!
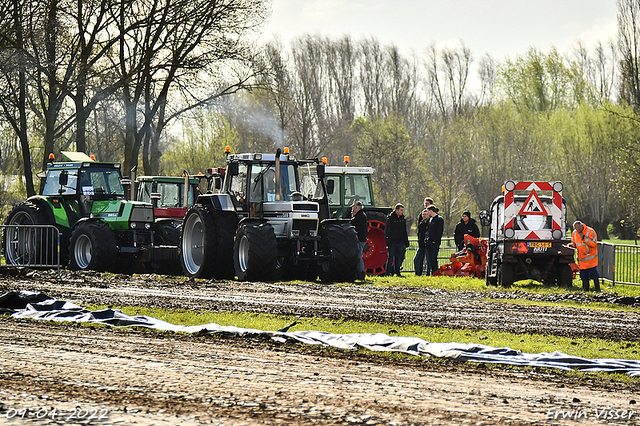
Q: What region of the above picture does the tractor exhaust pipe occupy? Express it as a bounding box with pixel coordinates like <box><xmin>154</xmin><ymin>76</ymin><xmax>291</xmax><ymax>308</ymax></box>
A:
<box><xmin>183</xmin><ymin>170</ymin><xmax>189</xmax><ymax>208</ymax></box>
<box><xmin>275</xmin><ymin>148</ymin><xmax>282</xmax><ymax>201</ymax></box>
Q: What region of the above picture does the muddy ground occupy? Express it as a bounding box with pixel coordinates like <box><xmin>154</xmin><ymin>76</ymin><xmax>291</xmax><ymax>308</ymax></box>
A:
<box><xmin>1</xmin><ymin>270</ymin><xmax>640</xmax><ymax>425</ymax></box>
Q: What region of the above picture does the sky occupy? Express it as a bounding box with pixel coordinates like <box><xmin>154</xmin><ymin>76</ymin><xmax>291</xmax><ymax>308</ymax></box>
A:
<box><xmin>259</xmin><ymin>0</ymin><xmax>619</xmax><ymax>63</ymax></box>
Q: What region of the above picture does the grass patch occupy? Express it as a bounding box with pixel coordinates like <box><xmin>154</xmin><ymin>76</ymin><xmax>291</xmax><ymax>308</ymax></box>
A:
<box><xmin>89</xmin><ymin>304</ymin><xmax>640</xmax><ymax>362</ymax></box>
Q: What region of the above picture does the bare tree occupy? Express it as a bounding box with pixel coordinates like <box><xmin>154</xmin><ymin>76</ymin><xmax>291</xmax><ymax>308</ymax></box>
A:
<box><xmin>116</xmin><ymin>0</ymin><xmax>269</xmax><ymax>174</ymax></box>
<box><xmin>425</xmin><ymin>42</ymin><xmax>473</xmax><ymax>119</ymax></box>
<box><xmin>618</xmin><ymin>0</ymin><xmax>640</xmax><ymax>111</ymax></box>
<box><xmin>0</xmin><ymin>0</ymin><xmax>36</xmax><ymax>195</ymax></box>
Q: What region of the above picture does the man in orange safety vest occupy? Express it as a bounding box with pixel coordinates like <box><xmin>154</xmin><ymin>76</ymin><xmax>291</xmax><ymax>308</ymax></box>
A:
<box><xmin>569</xmin><ymin>221</ymin><xmax>600</xmax><ymax>292</ymax></box>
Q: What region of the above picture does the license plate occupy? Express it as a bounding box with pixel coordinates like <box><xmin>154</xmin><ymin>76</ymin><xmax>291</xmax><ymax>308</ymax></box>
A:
<box><xmin>528</xmin><ymin>242</ymin><xmax>552</xmax><ymax>248</ymax></box>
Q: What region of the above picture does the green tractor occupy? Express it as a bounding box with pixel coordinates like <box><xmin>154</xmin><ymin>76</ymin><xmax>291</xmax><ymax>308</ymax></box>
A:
<box><xmin>318</xmin><ymin>158</ymin><xmax>392</xmax><ymax>275</ymax></box>
<box><xmin>3</xmin><ymin>152</ymin><xmax>176</xmax><ymax>272</ymax></box>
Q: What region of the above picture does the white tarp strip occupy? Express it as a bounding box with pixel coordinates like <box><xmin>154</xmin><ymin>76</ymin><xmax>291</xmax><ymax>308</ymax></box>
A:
<box><xmin>3</xmin><ymin>290</ymin><xmax>640</xmax><ymax>376</ymax></box>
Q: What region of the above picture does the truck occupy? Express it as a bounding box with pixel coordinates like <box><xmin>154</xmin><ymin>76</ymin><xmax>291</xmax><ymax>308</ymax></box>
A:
<box><xmin>179</xmin><ymin>148</ymin><xmax>361</xmax><ymax>282</ymax></box>
<box><xmin>3</xmin><ymin>152</ymin><xmax>176</xmax><ymax>272</ymax></box>
<box><xmin>485</xmin><ymin>180</ymin><xmax>574</xmax><ymax>287</ymax></box>
<box><xmin>317</xmin><ymin>158</ymin><xmax>392</xmax><ymax>275</ymax></box>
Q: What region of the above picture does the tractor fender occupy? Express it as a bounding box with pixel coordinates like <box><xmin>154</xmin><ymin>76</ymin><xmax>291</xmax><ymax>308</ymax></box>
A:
<box><xmin>194</xmin><ymin>193</ymin><xmax>235</xmax><ymax>212</ymax></box>
<box><xmin>319</xmin><ymin>218</ymin><xmax>351</xmax><ymax>227</ymax></box>
<box><xmin>70</xmin><ymin>217</ymin><xmax>105</xmax><ymax>232</ymax></box>
<box><xmin>237</xmin><ymin>217</ymin><xmax>268</xmax><ymax>227</ymax></box>
<box><xmin>24</xmin><ymin>196</ymin><xmax>56</xmax><ymax>224</ymax></box>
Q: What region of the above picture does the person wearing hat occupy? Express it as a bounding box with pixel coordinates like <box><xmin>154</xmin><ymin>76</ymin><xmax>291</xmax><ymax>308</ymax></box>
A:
<box><xmin>454</xmin><ymin>211</ymin><xmax>480</xmax><ymax>251</ymax></box>
<box><xmin>350</xmin><ymin>201</ymin><xmax>368</xmax><ymax>280</ymax></box>
<box><xmin>425</xmin><ymin>205</ymin><xmax>444</xmax><ymax>275</ymax></box>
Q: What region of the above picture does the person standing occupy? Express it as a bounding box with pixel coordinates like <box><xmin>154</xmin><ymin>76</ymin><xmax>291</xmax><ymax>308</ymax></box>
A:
<box><xmin>413</xmin><ymin>209</ymin><xmax>429</xmax><ymax>275</ymax></box>
<box><xmin>350</xmin><ymin>201</ymin><xmax>368</xmax><ymax>281</ymax></box>
<box><xmin>425</xmin><ymin>205</ymin><xmax>444</xmax><ymax>275</ymax></box>
<box><xmin>385</xmin><ymin>203</ymin><xmax>409</xmax><ymax>277</ymax></box>
<box><xmin>570</xmin><ymin>220</ymin><xmax>600</xmax><ymax>291</ymax></box>
<box><xmin>454</xmin><ymin>211</ymin><xmax>480</xmax><ymax>251</ymax></box>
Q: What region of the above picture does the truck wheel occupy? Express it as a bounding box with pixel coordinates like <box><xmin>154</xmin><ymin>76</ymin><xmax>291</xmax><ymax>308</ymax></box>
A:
<box><xmin>69</xmin><ymin>221</ymin><xmax>117</xmax><ymax>272</ymax></box>
<box><xmin>318</xmin><ymin>222</ymin><xmax>360</xmax><ymax>283</ymax></box>
<box><xmin>498</xmin><ymin>262</ymin><xmax>514</xmax><ymax>287</ymax></box>
<box><xmin>4</xmin><ymin>201</ymin><xmax>58</xmax><ymax>266</ymax></box>
<box><xmin>364</xmin><ymin>211</ymin><xmax>388</xmax><ymax>275</ymax></box>
<box><xmin>558</xmin><ymin>263</ymin><xmax>573</xmax><ymax>288</ymax></box>
<box><xmin>485</xmin><ymin>271</ymin><xmax>498</xmax><ymax>286</ymax></box>
<box><xmin>234</xmin><ymin>222</ymin><xmax>278</xmax><ymax>281</ymax></box>
<box><xmin>485</xmin><ymin>255</ymin><xmax>498</xmax><ymax>286</ymax></box>
<box><xmin>180</xmin><ymin>204</ymin><xmax>237</xmax><ymax>279</ymax></box>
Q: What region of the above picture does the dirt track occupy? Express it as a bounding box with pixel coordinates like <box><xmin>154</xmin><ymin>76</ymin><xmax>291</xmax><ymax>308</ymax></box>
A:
<box><xmin>1</xmin><ymin>270</ymin><xmax>640</xmax><ymax>425</ymax></box>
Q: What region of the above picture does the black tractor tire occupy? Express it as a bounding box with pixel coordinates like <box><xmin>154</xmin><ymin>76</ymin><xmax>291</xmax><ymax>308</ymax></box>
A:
<box><xmin>234</xmin><ymin>222</ymin><xmax>278</xmax><ymax>282</ymax></box>
<box><xmin>180</xmin><ymin>204</ymin><xmax>237</xmax><ymax>279</ymax></box>
<box><xmin>498</xmin><ymin>262</ymin><xmax>514</xmax><ymax>287</ymax></box>
<box><xmin>558</xmin><ymin>263</ymin><xmax>574</xmax><ymax>288</ymax></box>
<box><xmin>318</xmin><ymin>222</ymin><xmax>360</xmax><ymax>283</ymax></box>
<box><xmin>3</xmin><ymin>201</ymin><xmax>59</xmax><ymax>266</ymax></box>
<box><xmin>149</xmin><ymin>220</ymin><xmax>182</xmax><ymax>275</ymax></box>
<box><xmin>69</xmin><ymin>221</ymin><xmax>118</xmax><ymax>272</ymax></box>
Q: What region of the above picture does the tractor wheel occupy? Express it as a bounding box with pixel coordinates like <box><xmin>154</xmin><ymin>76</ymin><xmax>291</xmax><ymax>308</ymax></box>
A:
<box><xmin>364</xmin><ymin>211</ymin><xmax>388</xmax><ymax>275</ymax></box>
<box><xmin>558</xmin><ymin>263</ymin><xmax>574</xmax><ymax>288</ymax></box>
<box><xmin>4</xmin><ymin>201</ymin><xmax>59</xmax><ymax>266</ymax></box>
<box><xmin>149</xmin><ymin>220</ymin><xmax>182</xmax><ymax>275</ymax></box>
<box><xmin>180</xmin><ymin>204</ymin><xmax>237</xmax><ymax>279</ymax></box>
<box><xmin>69</xmin><ymin>221</ymin><xmax>118</xmax><ymax>272</ymax></box>
<box><xmin>318</xmin><ymin>222</ymin><xmax>360</xmax><ymax>283</ymax></box>
<box><xmin>234</xmin><ymin>222</ymin><xmax>278</xmax><ymax>282</ymax></box>
<box><xmin>498</xmin><ymin>262</ymin><xmax>514</xmax><ymax>287</ymax></box>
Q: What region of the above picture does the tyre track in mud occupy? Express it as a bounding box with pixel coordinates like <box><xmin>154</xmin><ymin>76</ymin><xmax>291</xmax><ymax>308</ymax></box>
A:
<box><xmin>1</xmin><ymin>270</ymin><xmax>639</xmax><ymax>342</ymax></box>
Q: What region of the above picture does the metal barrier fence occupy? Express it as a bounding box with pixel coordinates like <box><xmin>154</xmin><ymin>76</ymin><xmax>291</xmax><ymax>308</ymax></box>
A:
<box><xmin>599</xmin><ymin>242</ymin><xmax>640</xmax><ymax>286</ymax></box>
<box><xmin>0</xmin><ymin>225</ymin><xmax>61</xmax><ymax>271</ymax></box>
<box><xmin>402</xmin><ymin>237</ymin><xmax>457</xmax><ymax>274</ymax></box>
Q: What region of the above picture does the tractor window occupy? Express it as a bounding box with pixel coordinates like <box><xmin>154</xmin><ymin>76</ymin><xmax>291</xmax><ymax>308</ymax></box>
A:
<box><xmin>250</xmin><ymin>163</ymin><xmax>298</xmax><ymax>202</ymax></box>
<box><xmin>158</xmin><ymin>183</ymin><xmax>180</xmax><ymax>208</ymax></box>
<box><xmin>42</xmin><ymin>170</ymin><xmax>78</xmax><ymax>195</ymax></box>
<box><xmin>138</xmin><ymin>182</ymin><xmax>153</xmax><ymax>203</ymax></box>
<box><xmin>79</xmin><ymin>169</ymin><xmax>124</xmax><ymax>196</ymax></box>
<box><xmin>344</xmin><ymin>174</ymin><xmax>372</xmax><ymax>206</ymax></box>
<box><xmin>325</xmin><ymin>176</ymin><xmax>341</xmax><ymax>206</ymax></box>
<box><xmin>229</xmin><ymin>164</ymin><xmax>248</xmax><ymax>206</ymax></box>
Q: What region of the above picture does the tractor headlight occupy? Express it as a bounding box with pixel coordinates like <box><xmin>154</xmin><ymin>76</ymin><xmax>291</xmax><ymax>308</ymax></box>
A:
<box><xmin>130</xmin><ymin>222</ymin><xmax>137</xmax><ymax>229</ymax></box>
<box><xmin>145</xmin><ymin>223</ymin><xmax>151</xmax><ymax>230</ymax></box>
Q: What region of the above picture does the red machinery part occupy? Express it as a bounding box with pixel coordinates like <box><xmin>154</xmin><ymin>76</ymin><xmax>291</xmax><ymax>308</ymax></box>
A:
<box><xmin>363</xmin><ymin>220</ymin><xmax>387</xmax><ymax>275</ymax></box>
<box><xmin>433</xmin><ymin>235</ymin><xmax>488</xmax><ymax>279</ymax></box>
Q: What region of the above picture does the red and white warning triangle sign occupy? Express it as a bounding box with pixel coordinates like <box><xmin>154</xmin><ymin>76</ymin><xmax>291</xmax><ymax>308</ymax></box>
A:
<box><xmin>519</xmin><ymin>190</ymin><xmax>548</xmax><ymax>216</ymax></box>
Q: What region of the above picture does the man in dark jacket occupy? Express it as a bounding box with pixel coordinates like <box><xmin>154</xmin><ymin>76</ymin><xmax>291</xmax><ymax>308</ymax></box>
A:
<box><xmin>413</xmin><ymin>209</ymin><xmax>429</xmax><ymax>275</ymax></box>
<box><xmin>350</xmin><ymin>201</ymin><xmax>368</xmax><ymax>280</ymax></box>
<box><xmin>454</xmin><ymin>211</ymin><xmax>480</xmax><ymax>251</ymax></box>
<box><xmin>425</xmin><ymin>205</ymin><xmax>444</xmax><ymax>275</ymax></box>
<box><xmin>385</xmin><ymin>203</ymin><xmax>409</xmax><ymax>276</ymax></box>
